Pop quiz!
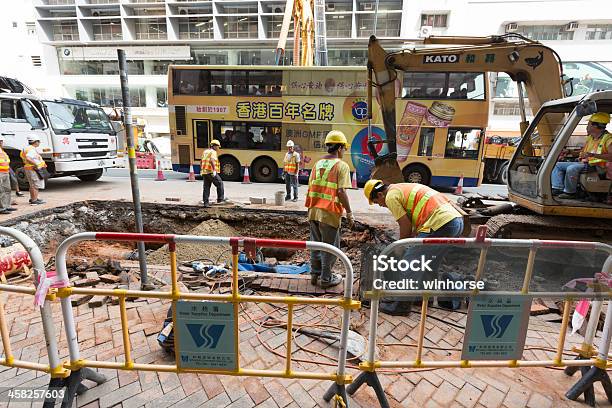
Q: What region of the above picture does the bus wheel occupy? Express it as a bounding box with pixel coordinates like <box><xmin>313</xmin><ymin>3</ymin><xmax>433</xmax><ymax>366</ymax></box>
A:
<box><xmin>219</xmin><ymin>156</ymin><xmax>241</xmax><ymax>181</ymax></box>
<box><xmin>496</xmin><ymin>161</ymin><xmax>509</xmax><ymax>185</ymax></box>
<box><xmin>252</xmin><ymin>158</ymin><xmax>278</xmax><ymax>183</ymax></box>
<box><xmin>402</xmin><ymin>164</ymin><xmax>430</xmax><ymax>185</ymax></box>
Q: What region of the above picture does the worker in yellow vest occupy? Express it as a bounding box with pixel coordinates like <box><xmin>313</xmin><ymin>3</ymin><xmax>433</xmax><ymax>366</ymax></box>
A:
<box><xmin>305</xmin><ymin>130</ymin><xmax>354</xmax><ymax>288</ymax></box>
<box><xmin>200</xmin><ymin>139</ymin><xmax>227</xmax><ymax>208</ymax></box>
<box><xmin>21</xmin><ymin>135</ymin><xmax>47</xmax><ymax>206</ymax></box>
<box><xmin>0</xmin><ymin>136</ymin><xmax>16</xmax><ymax>214</ymax></box>
<box><xmin>283</xmin><ymin>140</ymin><xmax>300</xmax><ymax>202</ymax></box>
<box><xmin>364</xmin><ymin>179</ymin><xmax>464</xmax><ymax>315</ymax></box>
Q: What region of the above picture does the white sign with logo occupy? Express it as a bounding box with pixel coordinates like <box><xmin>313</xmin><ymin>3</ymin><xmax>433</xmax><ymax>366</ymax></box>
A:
<box><xmin>60</xmin><ymin>46</ymin><xmax>191</xmax><ymax>61</ymax></box>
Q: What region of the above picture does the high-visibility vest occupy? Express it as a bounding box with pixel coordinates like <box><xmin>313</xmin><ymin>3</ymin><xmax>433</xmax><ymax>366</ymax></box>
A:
<box><xmin>200</xmin><ymin>148</ymin><xmax>219</xmax><ymax>175</ymax></box>
<box><xmin>0</xmin><ymin>148</ymin><xmax>10</xmax><ymax>173</ymax></box>
<box><xmin>389</xmin><ymin>183</ymin><xmax>454</xmax><ymax>233</ymax></box>
<box><xmin>284</xmin><ymin>152</ymin><xmax>298</xmax><ymax>174</ymax></box>
<box><xmin>588</xmin><ymin>131</ymin><xmax>612</xmax><ymax>167</ymax></box>
<box><xmin>305</xmin><ymin>158</ymin><xmax>344</xmax><ymax>215</ymax></box>
<box><xmin>20</xmin><ymin>145</ymin><xmax>46</xmax><ymax>170</ymax></box>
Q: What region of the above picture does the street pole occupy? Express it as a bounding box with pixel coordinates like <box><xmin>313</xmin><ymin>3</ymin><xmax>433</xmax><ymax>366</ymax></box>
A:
<box><xmin>117</xmin><ymin>49</ymin><xmax>149</xmax><ymax>289</ymax></box>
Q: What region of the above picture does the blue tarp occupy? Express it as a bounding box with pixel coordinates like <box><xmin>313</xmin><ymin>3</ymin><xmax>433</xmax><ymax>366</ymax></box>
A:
<box><xmin>237</xmin><ymin>263</ymin><xmax>310</xmax><ymax>274</ymax></box>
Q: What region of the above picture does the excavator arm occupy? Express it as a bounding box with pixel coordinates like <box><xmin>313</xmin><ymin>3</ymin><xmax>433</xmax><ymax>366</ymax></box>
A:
<box><xmin>368</xmin><ymin>35</ymin><xmax>566</xmax><ymax>183</ymax></box>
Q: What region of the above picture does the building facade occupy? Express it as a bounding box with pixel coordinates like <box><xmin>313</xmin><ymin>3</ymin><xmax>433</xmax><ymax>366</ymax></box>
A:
<box><xmin>21</xmin><ymin>0</ymin><xmax>612</xmax><ymax>137</ymax></box>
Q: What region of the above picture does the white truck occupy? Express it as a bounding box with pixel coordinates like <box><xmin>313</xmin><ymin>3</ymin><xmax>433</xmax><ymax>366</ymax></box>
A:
<box><xmin>0</xmin><ymin>93</ymin><xmax>118</xmax><ymax>187</ymax></box>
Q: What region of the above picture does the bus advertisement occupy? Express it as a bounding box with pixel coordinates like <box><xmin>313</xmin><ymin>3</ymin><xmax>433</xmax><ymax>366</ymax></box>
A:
<box><xmin>168</xmin><ymin>66</ymin><xmax>488</xmax><ymax>187</ymax></box>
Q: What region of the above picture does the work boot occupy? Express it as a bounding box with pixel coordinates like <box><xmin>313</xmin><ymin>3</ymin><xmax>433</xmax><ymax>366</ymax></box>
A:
<box><xmin>0</xmin><ymin>209</ymin><xmax>10</xmax><ymax>215</ymax></box>
<box><xmin>15</xmin><ymin>192</ymin><xmax>24</xmax><ymax>197</ymax></box>
<box><xmin>552</xmin><ymin>189</ymin><xmax>563</xmax><ymax>196</ymax></box>
<box><xmin>200</xmin><ymin>200</ymin><xmax>211</xmax><ymax>208</ymax></box>
<box><xmin>285</xmin><ymin>195</ymin><xmax>291</xmax><ymax>201</ymax></box>
<box><xmin>320</xmin><ymin>273</ymin><xmax>343</xmax><ymax>288</ymax></box>
<box><xmin>291</xmin><ymin>197</ymin><xmax>298</xmax><ymax>202</ymax></box>
<box><xmin>6</xmin><ymin>208</ymin><xmax>17</xmax><ymax>212</ymax></box>
<box><xmin>558</xmin><ymin>192</ymin><xmax>577</xmax><ymax>199</ymax></box>
<box><xmin>379</xmin><ymin>301</ymin><xmax>412</xmax><ymax>316</ymax></box>
<box><xmin>217</xmin><ymin>198</ymin><xmax>229</xmax><ymax>203</ymax></box>
<box><xmin>310</xmin><ymin>274</ymin><xmax>319</xmax><ymax>285</ymax></box>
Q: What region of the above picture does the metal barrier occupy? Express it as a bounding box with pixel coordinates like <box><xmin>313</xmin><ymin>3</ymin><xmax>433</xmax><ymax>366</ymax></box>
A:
<box><xmin>349</xmin><ymin>233</ymin><xmax>612</xmax><ymax>408</ymax></box>
<box><xmin>51</xmin><ymin>232</ymin><xmax>359</xmax><ymax>406</ymax></box>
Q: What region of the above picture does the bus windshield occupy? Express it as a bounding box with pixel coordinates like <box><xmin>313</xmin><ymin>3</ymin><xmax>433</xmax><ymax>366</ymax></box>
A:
<box><xmin>43</xmin><ymin>101</ymin><xmax>113</xmax><ymax>134</ymax></box>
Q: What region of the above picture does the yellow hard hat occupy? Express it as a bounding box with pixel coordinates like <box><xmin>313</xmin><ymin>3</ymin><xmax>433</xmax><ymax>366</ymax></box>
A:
<box><xmin>210</xmin><ymin>139</ymin><xmax>221</xmax><ymax>147</ymax></box>
<box><xmin>590</xmin><ymin>112</ymin><xmax>610</xmax><ymax>124</ymax></box>
<box><xmin>324</xmin><ymin>130</ymin><xmax>349</xmax><ymax>149</ymax></box>
<box><xmin>364</xmin><ymin>179</ymin><xmax>383</xmax><ymax>204</ymax></box>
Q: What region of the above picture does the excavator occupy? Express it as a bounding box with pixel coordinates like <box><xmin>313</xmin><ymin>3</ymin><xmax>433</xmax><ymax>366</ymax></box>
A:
<box><xmin>367</xmin><ymin>34</ymin><xmax>612</xmax><ymax>240</ymax></box>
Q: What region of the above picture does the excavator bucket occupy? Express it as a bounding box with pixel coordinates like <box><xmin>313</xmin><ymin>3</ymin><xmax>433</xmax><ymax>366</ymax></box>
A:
<box><xmin>369</xmin><ymin>153</ymin><xmax>404</xmax><ymax>184</ymax></box>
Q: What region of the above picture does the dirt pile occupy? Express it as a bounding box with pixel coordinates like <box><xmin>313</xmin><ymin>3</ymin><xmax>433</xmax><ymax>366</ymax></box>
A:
<box><xmin>147</xmin><ymin>219</ymin><xmax>239</xmax><ymax>266</ymax></box>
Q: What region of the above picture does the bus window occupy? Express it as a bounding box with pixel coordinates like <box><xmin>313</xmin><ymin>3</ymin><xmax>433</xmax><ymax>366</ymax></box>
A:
<box><xmin>403</xmin><ymin>72</ymin><xmax>446</xmax><ymax>98</ymax></box>
<box><xmin>417</xmin><ymin>127</ymin><xmax>435</xmax><ymax>156</ymax></box>
<box><xmin>194</xmin><ymin>120</ymin><xmax>209</xmax><ymax>148</ymax></box>
<box><xmin>210</xmin><ymin>71</ymin><xmax>233</xmax><ymax>95</ymax></box>
<box><xmin>447</xmin><ymin>73</ymin><xmax>485</xmax><ymax>100</ymax></box>
<box><xmin>445</xmin><ymin>128</ymin><xmax>482</xmax><ymax>160</ymax></box>
<box><xmin>212</xmin><ymin>121</ymin><xmax>282</xmax><ymax>151</ymax></box>
<box><xmin>403</xmin><ymin>72</ymin><xmax>485</xmax><ymax>100</ymax></box>
<box><xmin>173</xmin><ymin>69</ymin><xmax>212</xmax><ymax>95</ymax></box>
<box><xmin>247</xmin><ymin>70</ymin><xmax>282</xmax><ymax>96</ymax></box>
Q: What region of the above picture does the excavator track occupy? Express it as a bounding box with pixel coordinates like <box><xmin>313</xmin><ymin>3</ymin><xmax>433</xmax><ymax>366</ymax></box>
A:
<box><xmin>485</xmin><ymin>214</ymin><xmax>612</xmax><ymax>242</ymax></box>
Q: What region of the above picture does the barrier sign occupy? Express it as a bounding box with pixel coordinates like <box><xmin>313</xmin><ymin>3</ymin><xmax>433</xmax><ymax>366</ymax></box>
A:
<box><xmin>175</xmin><ymin>300</ymin><xmax>236</xmax><ymax>371</ymax></box>
<box><xmin>461</xmin><ymin>295</ymin><xmax>531</xmax><ymax>360</ymax></box>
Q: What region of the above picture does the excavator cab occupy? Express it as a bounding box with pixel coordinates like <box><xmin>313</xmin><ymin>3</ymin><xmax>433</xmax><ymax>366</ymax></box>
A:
<box><xmin>508</xmin><ymin>90</ymin><xmax>612</xmax><ymax>219</ymax></box>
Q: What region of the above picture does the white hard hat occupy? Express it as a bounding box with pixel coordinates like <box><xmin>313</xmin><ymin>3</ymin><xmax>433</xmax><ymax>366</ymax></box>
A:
<box><xmin>286</xmin><ymin>140</ymin><xmax>295</xmax><ymax>147</ymax></box>
<box><xmin>27</xmin><ymin>135</ymin><xmax>40</xmax><ymax>143</ymax></box>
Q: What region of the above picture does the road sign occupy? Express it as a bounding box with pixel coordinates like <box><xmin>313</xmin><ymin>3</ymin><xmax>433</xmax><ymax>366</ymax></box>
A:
<box><xmin>461</xmin><ymin>294</ymin><xmax>531</xmax><ymax>360</ymax></box>
<box><xmin>174</xmin><ymin>300</ymin><xmax>236</xmax><ymax>371</ymax></box>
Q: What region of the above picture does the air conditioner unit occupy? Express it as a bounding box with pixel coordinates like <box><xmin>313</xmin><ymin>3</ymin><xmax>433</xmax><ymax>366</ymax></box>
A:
<box><xmin>274</xmin><ymin>7</ymin><xmax>282</xmax><ymax>13</ymax></box>
<box><xmin>363</xmin><ymin>3</ymin><xmax>373</xmax><ymax>10</ymax></box>
<box><xmin>326</xmin><ymin>3</ymin><xmax>335</xmax><ymax>11</ymax></box>
<box><xmin>178</xmin><ymin>8</ymin><xmax>188</xmax><ymax>15</ymax></box>
<box><xmin>505</xmin><ymin>22</ymin><xmax>518</xmax><ymax>33</ymax></box>
<box><xmin>418</xmin><ymin>25</ymin><xmax>433</xmax><ymax>38</ymax></box>
<box><xmin>92</xmin><ymin>10</ymin><xmax>100</xmax><ymax>17</ymax></box>
<box><xmin>565</xmin><ymin>21</ymin><xmax>579</xmax><ymax>31</ymax></box>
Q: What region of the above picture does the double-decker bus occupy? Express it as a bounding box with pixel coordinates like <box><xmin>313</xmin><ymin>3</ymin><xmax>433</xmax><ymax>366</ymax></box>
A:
<box><xmin>167</xmin><ymin>65</ymin><xmax>488</xmax><ymax>187</ymax></box>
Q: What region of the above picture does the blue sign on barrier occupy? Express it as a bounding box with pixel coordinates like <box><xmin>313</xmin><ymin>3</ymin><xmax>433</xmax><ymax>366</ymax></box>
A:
<box><xmin>461</xmin><ymin>295</ymin><xmax>531</xmax><ymax>360</ymax></box>
<box><xmin>175</xmin><ymin>300</ymin><xmax>236</xmax><ymax>371</ymax></box>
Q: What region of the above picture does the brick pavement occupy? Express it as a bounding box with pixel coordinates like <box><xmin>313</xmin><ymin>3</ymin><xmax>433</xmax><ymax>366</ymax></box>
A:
<box><xmin>0</xmin><ymin>272</ymin><xmax>610</xmax><ymax>407</ymax></box>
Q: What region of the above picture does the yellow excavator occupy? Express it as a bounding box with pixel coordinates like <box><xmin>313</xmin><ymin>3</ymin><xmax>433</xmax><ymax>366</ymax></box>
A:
<box><xmin>367</xmin><ymin>34</ymin><xmax>612</xmax><ymax>240</ymax></box>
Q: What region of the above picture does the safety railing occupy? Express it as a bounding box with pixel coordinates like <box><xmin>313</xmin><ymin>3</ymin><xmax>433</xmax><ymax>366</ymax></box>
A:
<box><xmin>350</xmin><ymin>230</ymin><xmax>612</xmax><ymax>408</ymax></box>
<box><xmin>0</xmin><ymin>227</ymin><xmax>68</xmax><ymax>379</ymax></box>
<box><xmin>51</xmin><ymin>232</ymin><xmax>359</xmax><ymax>406</ymax></box>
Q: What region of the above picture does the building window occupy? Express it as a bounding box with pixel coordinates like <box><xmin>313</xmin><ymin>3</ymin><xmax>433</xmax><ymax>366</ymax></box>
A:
<box><xmin>357</xmin><ymin>13</ymin><xmax>400</xmax><ymax>37</ymax></box>
<box><xmin>132</xmin><ymin>8</ymin><xmax>166</xmax><ymax>16</ymax></box>
<box><xmin>266</xmin><ymin>15</ymin><xmax>287</xmax><ymax>39</ymax></box>
<box><xmin>72</xmin><ymin>87</ymin><xmax>146</xmax><ymax>108</ymax></box>
<box><xmin>222</xmin><ymin>17</ymin><xmax>258</xmax><ymax>39</ymax></box>
<box><xmin>328</xmin><ymin>49</ymin><xmax>367</xmax><ymax>66</ymax></box>
<box><xmin>157</xmin><ymin>88</ymin><xmax>167</xmax><ymax>107</ymax></box>
<box><xmin>586</xmin><ymin>24</ymin><xmax>612</xmax><ymax>40</ymax></box>
<box><xmin>26</xmin><ymin>22</ymin><xmax>36</xmax><ymax>36</ymax></box>
<box><xmin>403</xmin><ymin>72</ymin><xmax>486</xmax><ymax>100</ymax></box>
<box><xmin>52</xmin><ymin>21</ymin><xmax>79</xmax><ymax>41</ymax></box>
<box><xmin>93</xmin><ymin>19</ymin><xmax>122</xmax><ymax>40</ymax></box>
<box><xmin>326</xmin><ymin>15</ymin><xmax>351</xmax><ymax>38</ymax></box>
<box><xmin>59</xmin><ymin>59</ymin><xmax>144</xmax><ymax>75</ymax></box>
<box><xmin>178</xmin><ymin>17</ymin><xmax>213</xmax><ymax>39</ymax></box>
<box><xmin>12</xmin><ymin>22</ymin><xmax>17</xmax><ymax>28</ymax></box>
<box><xmin>517</xmin><ymin>25</ymin><xmax>574</xmax><ymax>41</ymax></box>
<box><xmin>48</xmin><ymin>0</ymin><xmax>75</xmax><ymax>5</ymax></box>
<box><xmin>421</xmin><ymin>13</ymin><xmax>448</xmax><ymax>28</ymax></box>
<box><xmin>218</xmin><ymin>5</ymin><xmax>258</xmax><ymax>14</ymax></box>
<box><xmin>135</xmin><ymin>18</ymin><xmax>167</xmax><ymax>40</ymax></box>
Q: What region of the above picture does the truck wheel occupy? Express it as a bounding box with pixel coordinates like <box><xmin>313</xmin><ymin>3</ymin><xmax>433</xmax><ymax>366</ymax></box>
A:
<box><xmin>402</xmin><ymin>164</ymin><xmax>431</xmax><ymax>185</ymax></box>
<box><xmin>496</xmin><ymin>162</ymin><xmax>509</xmax><ymax>185</ymax></box>
<box><xmin>219</xmin><ymin>156</ymin><xmax>241</xmax><ymax>181</ymax></box>
<box><xmin>77</xmin><ymin>169</ymin><xmax>104</xmax><ymax>182</ymax></box>
<box><xmin>252</xmin><ymin>158</ymin><xmax>278</xmax><ymax>183</ymax></box>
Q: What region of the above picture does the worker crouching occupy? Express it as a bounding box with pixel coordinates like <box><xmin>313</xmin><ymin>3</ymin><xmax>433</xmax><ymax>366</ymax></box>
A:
<box><xmin>21</xmin><ymin>135</ymin><xmax>47</xmax><ymax>206</ymax></box>
<box><xmin>200</xmin><ymin>139</ymin><xmax>228</xmax><ymax>208</ymax></box>
<box><xmin>305</xmin><ymin>130</ymin><xmax>354</xmax><ymax>288</ymax></box>
<box><xmin>365</xmin><ymin>180</ymin><xmax>464</xmax><ymax>315</ymax></box>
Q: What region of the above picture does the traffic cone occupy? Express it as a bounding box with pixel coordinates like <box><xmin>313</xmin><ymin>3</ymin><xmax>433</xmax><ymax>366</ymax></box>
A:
<box><xmin>155</xmin><ymin>160</ymin><xmax>166</xmax><ymax>181</ymax></box>
<box><xmin>187</xmin><ymin>162</ymin><xmax>196</xmax><ymax>182</ymax></box>
<box><xmin>242</xmin><ymin>164</ymin><xmax>252</xmax><ymax>184</ymax></box>
<box><xmin>454</xmin><ymin>174</ymin><xmax>464</xmax><ymax>195</ymax></box>
<box><xmin>351</xmin><ymin>171</ymin><xmax>358</xmax><ymax>189</ymax></box>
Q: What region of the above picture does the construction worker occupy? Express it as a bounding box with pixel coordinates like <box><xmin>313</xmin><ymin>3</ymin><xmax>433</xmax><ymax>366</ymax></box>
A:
<box><xmin>552</xmin><ymin>112</ymin><xmax>611</xmax><ymax>199</ymax></box>
<box><xmin>305</xmin><ymin>130</ymin><xmax>354</xmax><ymax>288</ymax></box>
<box><xmin>364</xmin><ymin>179</ymin><xmax>464</xmax><ymax>315</ymax></box>
<box><xmin>283</xmin><ymin>140</ymin><xmax>300</xmax><ymax>202</ymax></box>
<box><xmin>0</xmin><ymin>136</ymin><xmax>16</xmax><ymax>214</ymax></box>
<box><xmin>21</xmin><ymin>135</ymin><xmax>47</xmax><ymax>206</ymax></box>
<box><xmin>200</xmin><ymin>139</ymin><xmax>227</xmax><ymax>208</ymax></box>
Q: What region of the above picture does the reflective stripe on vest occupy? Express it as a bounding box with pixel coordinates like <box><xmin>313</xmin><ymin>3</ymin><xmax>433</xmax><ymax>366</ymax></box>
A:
<box><xmin>284</xmin><ymin>153</ymin><xmax>298</xmax><ymax>174</ymax></box>
<box><xmin>588</xmin><ymin>132</ymin><xmax>612</xmax><ymax>167</ymax></box>
<box><xmin>200</xmin><ymin>149</ymin><xmax>219</xmax><ymax>174</ymax></box>
<box><xmin>20</xmin><ymin>146</ymin><xmax>46</xmax><ymax>170</ymax></box>
<box><xmin>0</xmin><ymin>148</ymin><xmax>9</xmax><ymax>173</ymax></box>
<box><xmin>305</xmin><ymin>158</ymin><xmax>343</xmax><ymax>215</ymax></box>
<box><xmin>391</xmin><ymin>183</ymin><xmax>451</xmax><ymax>232</ymax></box>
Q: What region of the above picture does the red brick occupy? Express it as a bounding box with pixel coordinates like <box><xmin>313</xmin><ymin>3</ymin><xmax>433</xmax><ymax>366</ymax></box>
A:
<box><xmin>432</xmin><ymin>381</ymin><xmax>459</xmax><ymax>405</ymax></box>
<box><xmin>178</xmin><ymin>373</ymin><xmax>202</xmax><ymax>397</ymax></box>
<box><xmin>199</xmin><ymin>373</ymin><xmax>225</xmax><ymax>399</ymax></box>
<box><xmin>265</xmin><ymin>380</ymin><xmax>294</xmax><ymax>408</ymax></box>
<box><xmin>243</xmin><ymin>377</ymin><xmax>271</xmax><ymax>405</ymax></box>
<box><xmin>479</xmin><ymin>386</ymin><xmax>505</xmax><ymax>408</ymax></box>
<box><xmin>456</xmin><ymin>383</ymin><xmax>483</xmax><ymax>408</ymax></box>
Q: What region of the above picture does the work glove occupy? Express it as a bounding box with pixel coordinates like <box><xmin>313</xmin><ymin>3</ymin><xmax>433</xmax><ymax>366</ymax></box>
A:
<box><xmin>212</xmin><ymin>171</ymin><xmax>217</xmax><ymax>178</ymax></box>
<box><xmin>345</xmin><ymin>212</ymin><xmax>355</xmax><ymax>229</ymax></box>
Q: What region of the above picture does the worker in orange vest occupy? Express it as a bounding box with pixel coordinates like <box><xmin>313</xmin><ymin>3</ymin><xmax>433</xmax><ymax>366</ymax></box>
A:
<box><xmin>364</xmin><ymin>179</ymin><xmax>464</xmax><ymax>315</ymax></box>
<box><xmin>305</xmin><ymin>130</ymin><xmax>354</xmax><ymax>288</ymax></box>
<box><xmin>21</xmin><ymin>135</ymin><xmax>47</xmax><ymax>206</ymax></box>
<box><xmin>283</xmin><ymin>140</ymin><xmax>300</xmax><ymax>202</ymax></box>
<box><xmin>0</xmin><ymin>136</ymin><xmax>16</xmax><ymax>214</ymax></box>
<box><xmin>200</xmin><ymin>139</ymin><xmax>227</xmax><ymax>208</ymax></box>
